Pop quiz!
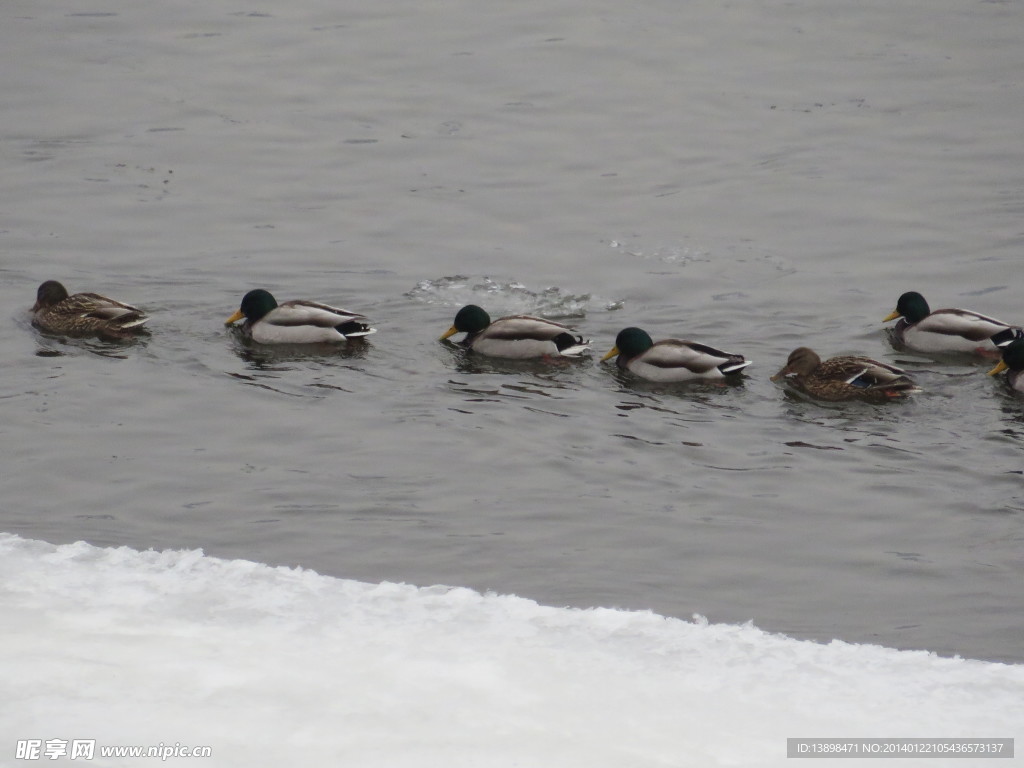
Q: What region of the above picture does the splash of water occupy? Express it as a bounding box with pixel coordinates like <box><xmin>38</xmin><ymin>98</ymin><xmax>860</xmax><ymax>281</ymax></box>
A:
<box><xmin>406</xmin><ymin>275</ymin><xmax>608</xmax><ymax>319</ymax></box>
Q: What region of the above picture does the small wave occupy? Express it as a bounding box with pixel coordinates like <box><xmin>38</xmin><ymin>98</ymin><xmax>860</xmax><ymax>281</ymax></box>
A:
<box><xmin>607</xmin><ymin>239</ymin><xmax>710</xmax><ymax>265</ymax></box>
<box><xmin>406</xmin><ymin>275</ymin><xmax>602</xmax><ymax>319</ymax></box>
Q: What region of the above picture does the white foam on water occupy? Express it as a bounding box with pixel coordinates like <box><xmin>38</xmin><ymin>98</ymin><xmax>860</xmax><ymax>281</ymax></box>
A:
<box><xmin>406</xmin><ymin>275</ymin><xmax>598</xmax><ymax>319</ymax></box>
<box><xmin>1</xmin><ymin>534</ymin><xmax>1020</xmax><ymax>767</ymax></box>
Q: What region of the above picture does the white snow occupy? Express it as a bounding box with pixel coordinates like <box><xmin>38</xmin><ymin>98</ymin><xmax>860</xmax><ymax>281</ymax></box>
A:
<box><xmin>1</xmin><ymin>534</ymin><xmax>1020</xmax><ymax>767</ymax></box>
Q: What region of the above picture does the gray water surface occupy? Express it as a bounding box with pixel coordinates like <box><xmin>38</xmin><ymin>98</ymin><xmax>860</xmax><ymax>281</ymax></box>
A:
<box><xmin>2</xmin><ymin>0</ymin><xmax>1022</xmax><ymax>663</ymax></box>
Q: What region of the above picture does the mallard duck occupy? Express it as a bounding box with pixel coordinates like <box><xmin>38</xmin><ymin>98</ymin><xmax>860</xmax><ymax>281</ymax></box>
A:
<box><xmin>31</xmin><ymin>280</ymin><xmax>149</xmax><ymax>338</ymax></box>
<box><xmin>440</xmin><ymin>304</ymin><xmax>590</xmax><ymax>358</ymax></box>
<box><xmin>771</xmin><ymin>347</ymin><xmax>919</xmax><ymax>402</ymax></box>
<box><xmin>600</xmin><ymin>327</ymin><xmax>750</xmax><ymax>382</ymax></box>
<box><xmin>990</xmin><ymin>327</ymin><xmax>1024</xmax><ymax>349</ymax></box>
<box><xmin>988</xmin><ymin>338</ymin><xmax>1024</xmax><ymax>392</ymax></box>
<box><xmin>225</xmin><ymin>289</ymin><xmax>375</xmax><ymax>344</ymax></box>
<box><xmin>883</xmin><ymin>291</ymin><xmax>1019</xmax><ymax>355</ymax></box>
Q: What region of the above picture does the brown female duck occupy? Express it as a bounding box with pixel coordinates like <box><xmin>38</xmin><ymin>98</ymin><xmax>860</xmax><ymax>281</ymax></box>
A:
<box><xmin>771</xmin><ymin>347</ymin><xmax>918</xmax><ymax>402</ymax></box>
<box><xmin>32</xmin><ymin>280</ymin><xmax>149</xmax><ymax>339</ymax></box>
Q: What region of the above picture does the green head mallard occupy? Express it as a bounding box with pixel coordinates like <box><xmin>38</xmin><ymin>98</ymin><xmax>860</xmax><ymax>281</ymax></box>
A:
<box><xmin>883</xmin><ymin>291</ymin><xmax>1018</xmax><ymax>356</ymax></box>
<box><xmin>225</xmin><ymin>288</ymin><xmax>375</xmax><ymax>344</ymax></box>
<box><xmin>988</xmin><ymin>338</ymin><xmax>1024</xmax><ymax>392</ymax></box>
<box><xmin>601</xmin><ymin>327</ymin><xmax>750</xmax><ymax>382</ymax></box>
<box><xmin>440</xmin><ymin>304</ymin><xmax>590</xmax><ymax>359</ymax></box>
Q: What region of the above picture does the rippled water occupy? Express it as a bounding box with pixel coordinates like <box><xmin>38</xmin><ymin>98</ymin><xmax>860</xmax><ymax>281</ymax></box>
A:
<box><xmin>2</xmin><ymin>0</ymin><xmax>1022</xmax><ymax>663</ymax></box>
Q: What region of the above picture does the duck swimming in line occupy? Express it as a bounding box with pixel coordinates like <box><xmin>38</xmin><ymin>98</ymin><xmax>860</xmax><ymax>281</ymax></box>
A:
<box><xmin>31</xmin><ymin>280</ymin><xmax>149</xmax><ymax>339</ymax></box>
<box><xmin>988</xmin><ymin>338</ymin><xmax>1024</xmax><ymax>393</ymax></box>
<box><xmin>601</xmin><ymin>327</ymin><xmax>750</xmax><ymax>382</ymax></box>
<box><xmin>440</xmin><ymin>304</ymin><xmax>590</xmax><ymax>359</ymax></box>
<box><xmin>772</xmin><ymin>347</ymin><xmax>919</xmax><ymax>402</ymax></box>
<box><xmin>883</xmin><ymin>291</ymin><xmax>1019</xmax><ymax>356</ymax></box>
<box><xmin>225</xmin><ymin>289</ymin><xmax>376</xmax><ymax>344</ymax></box>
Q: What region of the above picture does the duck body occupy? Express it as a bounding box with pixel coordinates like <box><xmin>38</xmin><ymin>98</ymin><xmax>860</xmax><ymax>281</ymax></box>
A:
<box><xmin>772</xmin><ymin>347</ymin><xmax>918</xmax><ymax>403</ymax></box>
<box><xmin>988</xmin><ymin>338</ymin><xmax>1024</xmax><ymax>392</ymax></box>
<box><xmin>31</xmin><ymin>280</ymin><xmax>149</xmax><ymax>339</ymax></box>
<box><xmin>441</xmin><ymin>305</ymin><xmax>589</xmax><ymax>359</ymax></box>
<box><xmin>601</xmin><ymin>327</ymin><xmax>750</xmax><ymax>382</ymax></box>
<box><xmin>884</xmin><ymin>291</ymin><xmax>1017</xmax><ymax>355</ymax></box>
<box><xmin>226</xmin><ymin>289</ymin><xmax>375</xmax><ymax>344</ymax></box>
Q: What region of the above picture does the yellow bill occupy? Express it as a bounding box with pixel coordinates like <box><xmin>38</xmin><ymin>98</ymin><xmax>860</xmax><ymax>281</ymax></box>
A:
<box><xmin>988</xmin><ymin>360</ymin><xmax>1009</xmax><ymax>376</ymax></box>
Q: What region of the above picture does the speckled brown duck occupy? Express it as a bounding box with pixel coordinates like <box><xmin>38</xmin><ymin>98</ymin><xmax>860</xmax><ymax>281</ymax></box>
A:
<box><xmin>771</xmin><ymin>346</ymin><xmax>919</xmax><ymax>402</ymax></box>
<box><xmin>31</xmin><ymin>280</ymin><xmax>149</xmax><ymax>339</ymax></box>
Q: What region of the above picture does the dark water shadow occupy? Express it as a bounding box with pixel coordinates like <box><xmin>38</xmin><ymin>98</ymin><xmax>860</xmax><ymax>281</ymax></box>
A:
<box><xmin>227</xmin><ymin>327</ymin><xmax>373</xmax><ymax>371</ymax></box>
<box><xmin>220</xmin><ymin>329</ymin><xmax>377</xmax><ymax>397</ymax></box>
<box><xmin>439</xmin><ymin>339</ymin><xmax>593</xmax><ymax>378</ymax></box>
<box><xmin>31</xmin><ymin>328</ymin><xmax>150</xmax><ymax>360</ymax></box>
<box><xmin>598</xmin><ymin>362</ymin><xmax>750</xmax><ymax>399</ymax></box>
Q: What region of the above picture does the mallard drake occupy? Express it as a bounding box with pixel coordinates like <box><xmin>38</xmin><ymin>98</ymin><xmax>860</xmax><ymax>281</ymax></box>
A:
<box><xmin>31</xmin><ymin>280</ymin><xmax>149</xmax><ymax>339</ymax></box>
<box><xmin>225</xmin><ymin>289</ymin><xmax>375</xmax><ymax>344</ymax></box>
<box><xmin>883</xmin><ymin>291</ymin><xmax>1018</xmax><ymax>355</ymax></box>
<box><xmin>988</xmin><ymin>338</ymin><xmax>1024</xmax><ymax>392</ymax></box>
<box><xmin>600</xmin><ymin>327</ymin><xmax>750</xmax><ymax>382</ymax></box>
<box><xmin>771</xmin><ymin>347</ymin><xmax>919</xmax><ymax>402</ymax></box>
<box><xmin>440</xmin><ymin>304</ymin><xmax>590</xmax><ymax>359</ymax></box>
